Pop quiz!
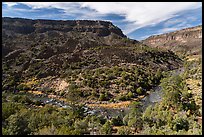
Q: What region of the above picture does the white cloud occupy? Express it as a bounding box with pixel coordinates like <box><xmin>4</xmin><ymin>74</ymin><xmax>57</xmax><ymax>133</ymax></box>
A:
<box><xmin>3</xmin><ymin>2</ymin><xmax>18</xmax><ymax>7</ymax></box>
<box><xmin>138</xmin><ymin>22</ymin><xmax>194</xmax><ymax>40</ymax></box>
<box><xmin>156</xmin><ymin>24</ymin><xmax>193</xmax><ymax>36</ymax></box>
<box><xmin>159</xmin><ymin>27</ymin><xmax>181</xmax><ymax>34</ymax></box>
<box><xmin>163</xmin><ymin>19</ymin><xmax>184</xmax><ymax>27</ymax></box>
<box><xmin>80</xmin><ymin>2</ymin><xmax>201</xmax><ymax>34</ymax></box>
<box><xmin>3</xmin><ymin>2</ymin><xmax>202</xmax><ymax>34</ymax></box>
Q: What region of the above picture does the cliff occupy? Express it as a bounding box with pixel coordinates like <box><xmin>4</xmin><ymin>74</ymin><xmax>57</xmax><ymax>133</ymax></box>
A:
<box><xmin>2</xmin><ymin>17</ymin><xmax>126</xmax><ymax>37</ymax></box>
<box><xmin>142</xmin><ymin>25</ymin><xmax>202</xmax><ymax>55</ymax></box>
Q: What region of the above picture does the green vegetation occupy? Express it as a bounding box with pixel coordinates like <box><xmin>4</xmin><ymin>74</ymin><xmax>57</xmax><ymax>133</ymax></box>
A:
<box><xmin>2</xmin><ymin>55</ymin><xmax>201</xmax><ymax>135</ymax></box>
<box><xmin>61</xmin><ymin>65</ymin><xmax>164</xmax><ymax>102</ymax></box>
<box><xmin>139</xmin><ymin>58</ymin><xmax>202</xmax><ymax>135</ymax></box>
<box><xmin>2</xmin><ymin>92</ymin><xmax>102</xmax><ymax>135</ymax></box>
<box><xmin>2</xmin><ymin>18</ymin><xmax>201</xmax><ymax>135</ymax></box>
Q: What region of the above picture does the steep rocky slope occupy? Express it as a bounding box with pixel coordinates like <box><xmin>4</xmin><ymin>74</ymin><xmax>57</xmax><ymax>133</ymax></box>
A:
<box><xmin>142</xmin><ymin>25</ymin><xmax>202</xmax><ymax>55</ymax></box>
<box><xmin>2</xmin><ymin>17</ymin><xmax>182</xmax><ymax>102</ymax></box>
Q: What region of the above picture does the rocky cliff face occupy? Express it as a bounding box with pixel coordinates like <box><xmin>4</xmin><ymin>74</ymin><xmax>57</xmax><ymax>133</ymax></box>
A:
<box><xmin>2</xmin><ymin>17</ymin><xmax>134</xmax><ymax>58</ymax></box>
<box><xmin>2</xmin><ymin>17</ymin><xmax>126</xmax><ymax>37</ymax></box>
<box><xmin>142</xmin><ymin>25</ymin><xmax>202</xmax><ymax>55</ymax></box>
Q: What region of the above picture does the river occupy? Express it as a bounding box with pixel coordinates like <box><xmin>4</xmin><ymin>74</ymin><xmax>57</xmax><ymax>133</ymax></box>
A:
<box><xmin>22</xmin><ymin>67</ymin><xmax>185</xmax><ymax>119</ymax></box>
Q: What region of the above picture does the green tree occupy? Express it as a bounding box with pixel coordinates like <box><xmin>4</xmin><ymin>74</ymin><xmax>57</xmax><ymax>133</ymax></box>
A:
<box><xmin>88</xmin><ymin>116</ymin><xmax>102</xmax><ymax>135</ymax></box>
<box><xmin>111</xmin><ymin>116</ymin><xmax>123</xmax><ymax>126</ymax></box>
<box><xmin>35</xmin><ymin>124</ymin><xmax>58</xmax><ymax>135</ymax></box>
<box><xmin>6</xmin><ymin>112</ymin><xmax>31</xmax><ymax>135</ymax></box>
<box><xmin>123</xmin><ymin>101</ymin><xmax>143</xmax><ymax>130</ymax></box>
<box><xmin>100</xmin><ymin>121</ymin><xmax>112</xmax><ymax>135</ymax></box>
<box><xmin>2</xmin><ymin>102</ymin><xmax>21</xmax><ymax>121</ymax></box>
<box><xmin>136</xmin><ymin>87</ymin><xmax>143</xmax><ymax>95</ymax></box>
<box><xmin>127</xmin><ymin>91</ymin><xmax>134</xmax><ymax>98</ymax></box>
<box><xmin>117</xmin><ymin>126</ymin><xmax>131</xmax><ymax>135</ymax></box>
<box><xmin>99</xmin><ymin>93</ymin><xmax>106</xmax><ymax>101</ymax></box>
<box><xmin>66</xmin><ymin>83</ymin><xmax>80</xmax><ymax>103</ymax></box>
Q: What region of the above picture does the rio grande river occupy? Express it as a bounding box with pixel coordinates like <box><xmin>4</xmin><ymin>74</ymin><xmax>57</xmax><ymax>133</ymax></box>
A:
<box><xmin>23</xmin><ymin>67</ymin><xmax>184</xmax><ymax>119</ymax></box>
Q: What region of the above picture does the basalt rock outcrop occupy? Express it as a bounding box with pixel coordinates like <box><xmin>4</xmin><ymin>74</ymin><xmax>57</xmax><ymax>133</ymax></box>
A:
<box><xmin>2</xmin><ymin>17</ymin><xmax>126</xmax><ymax>37</ymax></box>
<box><xmin>142</xmin><ymin>25</ymin><xmax>202</xmax><ymax>55</ymax></box>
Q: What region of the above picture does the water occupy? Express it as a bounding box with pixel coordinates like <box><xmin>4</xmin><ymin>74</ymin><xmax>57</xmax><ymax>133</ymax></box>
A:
<box><xmin>22</xmin><ymin>84</ymin><xmax>164</xmax><ymax>119</ymax></box>
<box><xmin>141</xmin><ymin>67</ymin><xmax>185</xmax><ymax>110</ymax></box>
<box><xmin>140</xmin><ymin>86</ymin><xmax>163</xmax><ymax>111</ymax></box>
<box><xmin>23</xmin><ymin>67</ymin><xmax>184</xmax><ymax>118</ymax></box>
<box><xmin>85</xmin><ymin>107</ymin><xmax>128</xmax><ymax>119</ymax></box>
<box><xmin>23</xmin><ymin>92</ymin><xmax>71</xmax><ymax>108</ymax></box>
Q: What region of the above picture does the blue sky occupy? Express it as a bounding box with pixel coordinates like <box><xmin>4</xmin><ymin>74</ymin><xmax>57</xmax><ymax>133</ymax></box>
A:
<box><xmin>2</xmin><ymin>2</ymin><xmax>202</xmax><ymax>40</ymax></box>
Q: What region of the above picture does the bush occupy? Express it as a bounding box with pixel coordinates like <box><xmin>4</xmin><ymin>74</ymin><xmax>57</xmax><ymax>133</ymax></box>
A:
<box><xmin>16</xmin><ymin>84</ymin><xmax>30</xmax><ymax>91</ymax></box>
<box><xmin>45</xmin><ymin>88</ymin><xmax>55</xmax><ymax>94</ymax></box>
<box><xmin>136</xmin><ymin>87</ymin><xmax>143</xmax><ymax>95</ymax></box>
<box><xmin>2</xmin><ymin>102</ymin><xmax>20</xmax><ymax>121</ymax></box>
<box><xmin>173</xmin><ymin>118</ymin><xmax>189</xmax><ymax>132</ymax></box>
<box><xmin>11</xmin><ymin>94</ymin><xmax>32</xmax><ymax>104</ymax></box>
<box><xmin>197</xmin><ymin>82</ymin><xmax>201</xmax><ymax>86</ymax></box>
<box><xmin>99</xmin><ymin>93</ymin><xmax>107</xmax><ymax>101</ymax></box>
<box><xmin>117</xmin><ymin>126</ymin><xmax>131</xmax><ymax>135</ymax></box>
<box><xmin>6</xmin><ymin>112</ymin><xmax>31</xmax><ymax>135</ymax></box>
<box><xmin>66</xmin><ymin>83</ymin><xmax>81</xmax><ymax>102</ymax></box>
<box><xmin>111</xmin><ymin>116</ymin><xmax>123</xmax><ymax>126</ymax></box>
<box><xmin>117</xmin><ymin>95</ymin><xmax>127</xmax><ymax>101</ymax></box>
<box><xmin>127</xmin><ymin>91</ymin><xmax>134</xmax><ymax>98</ymax></box>
<box><xmin>100</xmin><ymin>121</ymin><xmax>112</xmax><ymax>135</ymax></box>
<box><xmin>35</xmin><ymin>101</ymin><xmax>42</xmax><ymax>106</ymax></box>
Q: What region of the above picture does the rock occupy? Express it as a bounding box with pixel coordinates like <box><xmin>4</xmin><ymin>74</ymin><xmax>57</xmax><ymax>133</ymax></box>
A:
<box><xmin>142</xmin><ymin>25</ymin><xmax>202</xmax><ymax>55</ymax></box>
<box><xmin>2</xmin><ymin>17</ymin><xmax>126</xmax><ymax>38</ymax></box>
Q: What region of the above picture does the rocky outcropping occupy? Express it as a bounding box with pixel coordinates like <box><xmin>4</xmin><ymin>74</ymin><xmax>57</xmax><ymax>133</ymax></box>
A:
<box><xmin>2</xmin><ymin>17</ymin><xmax>126</xmax><ymax>37</ymax></box>
<box><xmin>142</xmin><ymin>25</ymin><xmax>202</xmax><ymax>55</ymax></box>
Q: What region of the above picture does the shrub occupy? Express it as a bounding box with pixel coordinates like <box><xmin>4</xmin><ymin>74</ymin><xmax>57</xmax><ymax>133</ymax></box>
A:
<box><xmin>100</xmin><ymin>121</ymin><xmax>112</xmax><ymax>135</ymax></box>
<box><xmin>6</xmin><ymin>112</ymin><xmax>31</xmax><ymax>135</ymax></box>
<box><xmin>173</xmin><ymin>118</ymin><xmax>189</xmax><ymax>132</ymax></box>
<box><xmin>127</xmin><ymin>91</ymin><xmax>134</xmax><ymax>98</ymax></box>
<box><xmin>99</xmin><ymin>93</ymin><xmax>107</xmax><ymax>101</ymax></box>
<box><xmin>45</xmin><ymin>88</ymin><xmax>55</xmax><ymax>94</ymax></box>
<box><xmin>35</xmin><ymin>101</ymin><xmax>42</xmax><ymax>106</ymax></box>
<box><xmin>117</xmin><ymin>126</ymin><xmax>131</xmax><ymax>135</ymax></box>
<box><xmin>2</xmin><ymin>102</ymin><xmax>20</xmax><ymax>121</ymax></box>
<box><xmin>117</xmin><ymin>95</ymin><xmax>127</xmax><ymax>101</ymax></box>
<box><xmin>111</xmin><ymin>116</ymin><xmax>123</xmax><ymax>126</ymax></box>
<box><xmin>197</xmin><ymin>82</ymin><xmax>201</xmax><ymax>86</ymax></box>
<box><xmin>136</xmin><ymin>87</ymin><xmax>143</xmax><ymax>95</ymax></box>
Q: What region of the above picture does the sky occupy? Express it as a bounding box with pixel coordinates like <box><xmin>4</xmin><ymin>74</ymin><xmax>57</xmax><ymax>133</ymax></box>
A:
<box><xmin>2</xmin><ymin>2</ymin><xmax>202</xmax><ymax>40</ymax></box>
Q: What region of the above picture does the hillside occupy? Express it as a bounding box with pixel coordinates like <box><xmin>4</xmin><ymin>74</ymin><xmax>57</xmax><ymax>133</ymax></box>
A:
<box><xmin>2</xmin><ymin>17</ymin><xmax>182</xmax><ymax>102</ymax></box>
<box><xmin>3</xmin><ymin>17</ymin><xmax>202</xmax><ymax>135</ymax></box>
<box><xmin>142</xmin><ymin>25</ymin><xmax>202</xmax><ymax>56</ymax></box>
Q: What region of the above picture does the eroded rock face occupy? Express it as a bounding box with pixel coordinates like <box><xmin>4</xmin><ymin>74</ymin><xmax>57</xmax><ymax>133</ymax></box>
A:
<box><xmin>2</xmin><ymin>17</ymin><xmax>126</xmax><ymax>38</ymax></box>
<box><xmin>142</xmin><ymin>25</ymin><xmax>202</xmax><ymax>55</ymax></box>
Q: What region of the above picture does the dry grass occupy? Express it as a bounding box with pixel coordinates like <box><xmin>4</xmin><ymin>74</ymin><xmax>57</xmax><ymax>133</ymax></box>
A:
<box><xmin>113</xmin><ymin>126</ymin><xmax>129</xmax><ymax>130</ymax></box>
<box><xmin>88</xmin><ymin>101</ymin><xmax>131</xmax><ymax>109</ymax></box>
<box><xmin>26</xmin><ymin>90</ymin><xmax>68</xmax><ymax>103</ymax></box>
<box><xmin>28</xmin><ymin>90</ymin><xmax>43</xmax><ymax>95</ymax></box>
<box><xmin>186</xmin><ymin>78</ymin><xmax>202</xmax><ymax>109</ymax></box>
<box><xmin>187</xmin><ymin>55</ymin><xmax>201</xmax><ymax>61</ymax></box>
<box><xmin>87</xmin><ymin>95</ymin><xmax>145</xmax><ymax>109</ymax></box>
<box><xmin>22</xmin><ymin>77</ymin><xmax>39</xmax><ymax>88</ymax></box>
<box><xmin>186</xmin><ymin>79</ymin><xmax>201</xmax><ymax>94</ymax></box>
